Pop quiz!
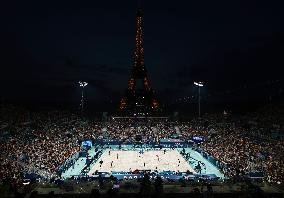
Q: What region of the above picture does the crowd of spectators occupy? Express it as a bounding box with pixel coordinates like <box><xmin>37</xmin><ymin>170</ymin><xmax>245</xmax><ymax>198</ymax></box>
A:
<box><xmin>0</xmin><ymin>103</ymin><xmax>283</xmax><ymax>187</ymax></box>
<box><xmin>105</xmin><ymin>119</ymin><xmax>176</xmax><ymax>143</ymax></box>
<box><xmin>179</xmin><ymin>111</ymin><xmax>284</xmax><ymax>184</ymax></box>
<box><xmin>0</xmin><ymin>105</ymin><xmax>101</xmax><ymax>186</ymax></box>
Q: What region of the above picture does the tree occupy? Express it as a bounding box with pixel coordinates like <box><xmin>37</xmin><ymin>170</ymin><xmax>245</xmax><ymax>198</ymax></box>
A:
<box><xmin>139</xmin><ymin>174</ymin><xmax>152</xmax><ymax>197</ymax></box>
<box><xmin>154</xmin><ymin>176</ymin><xmax>163</xmax><ymax>196</ymax></box>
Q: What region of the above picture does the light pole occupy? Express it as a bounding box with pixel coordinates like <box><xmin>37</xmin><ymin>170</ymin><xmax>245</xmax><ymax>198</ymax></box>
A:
<box><xmin>194</xmin><ymin>82</ymin><xmax>204</xmax><ymax>117</ymax></box>
<box><xmin>79</xmin><ymin>81</ymin><xmax>88</xmax><ymax>112</ymax></box>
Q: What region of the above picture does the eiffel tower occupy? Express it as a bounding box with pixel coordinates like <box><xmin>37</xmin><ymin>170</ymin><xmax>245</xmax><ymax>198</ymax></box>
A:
<box><xmin>119</xmin><ymin>8</ymin><xmax>159</xmax><ymax>116</ymax></box>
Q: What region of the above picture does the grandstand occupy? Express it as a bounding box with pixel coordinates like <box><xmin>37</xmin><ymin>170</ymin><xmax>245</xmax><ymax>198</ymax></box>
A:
<box><xmin>0</xmin><ymin>104</ymin><xmax>284</xmax><ymax>197</ymax></box>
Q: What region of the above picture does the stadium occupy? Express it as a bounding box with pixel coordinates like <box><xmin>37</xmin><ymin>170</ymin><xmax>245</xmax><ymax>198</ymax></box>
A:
<box><xmin>1</xmin><ymin>110</ymin><xmax>283</xmax><ymax>197</ymax></box>
<box><xmin>1</xmin><ymin>1</ymin><xmax>284</xmax><ymax>197</ymax></box>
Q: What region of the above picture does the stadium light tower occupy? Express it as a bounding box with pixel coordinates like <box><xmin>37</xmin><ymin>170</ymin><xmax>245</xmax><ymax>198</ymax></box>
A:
<box><xmin>194</xmin><ymin>82</ymin><xmax>204</xmax><ymax>117</ymax></box>
<box><xmin>79</xmin><ymin>81</ymin><xmax>88</xmax><ymax>112</ymax></box>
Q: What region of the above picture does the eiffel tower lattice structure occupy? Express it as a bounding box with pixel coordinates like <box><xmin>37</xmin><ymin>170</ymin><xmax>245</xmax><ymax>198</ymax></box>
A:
<box><xmin>119</xmin><ymin>8</ymin><xmax>159</xmax><ymax>116</ymax></box>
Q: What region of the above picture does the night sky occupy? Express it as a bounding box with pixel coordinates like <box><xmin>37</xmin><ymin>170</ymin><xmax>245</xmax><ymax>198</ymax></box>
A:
<box><xmin>0</xmin><ymin>1</ymin><xmax>283</xmax><ymax>112</ymax></box>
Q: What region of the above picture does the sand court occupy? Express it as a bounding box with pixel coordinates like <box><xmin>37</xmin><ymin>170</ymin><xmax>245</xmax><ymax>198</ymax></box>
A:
<box><xmin>88</xmin><ymin>149</ymin><xmax>195</xmax><ymax>175</ymax></box>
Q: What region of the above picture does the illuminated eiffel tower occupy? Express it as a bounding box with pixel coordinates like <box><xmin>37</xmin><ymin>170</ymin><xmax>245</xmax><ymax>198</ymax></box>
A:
<box><xmin>119</xmin><ymin>8</ymin><xmax>159</xmax><ymax>116</ymax></box>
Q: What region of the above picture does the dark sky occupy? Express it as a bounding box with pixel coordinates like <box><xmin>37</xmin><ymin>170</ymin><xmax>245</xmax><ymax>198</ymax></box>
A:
<box><xmin>0</xmin><ymin>0</ymin><xmax>283</xmax><ymax>111</ymax></box>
